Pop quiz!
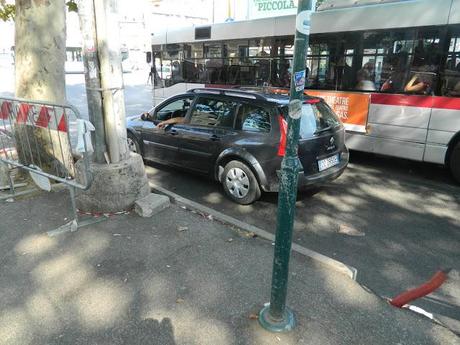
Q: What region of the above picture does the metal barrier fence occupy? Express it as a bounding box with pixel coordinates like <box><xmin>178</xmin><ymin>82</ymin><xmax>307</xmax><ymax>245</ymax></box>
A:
<box><xmin>0</xmin><ymin>96</ymin><xmax>95</xmax><ymax>234</ymax></box>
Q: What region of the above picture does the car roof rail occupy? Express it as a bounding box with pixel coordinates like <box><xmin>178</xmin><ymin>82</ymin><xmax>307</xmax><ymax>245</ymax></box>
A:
<box><xmin>188</xmin><ymin>88</ymin><xmax>268</xmax><ymax>101</ymax></box>
<box><xmin>237</xmin><ymin>86</ymin><xmax>323</xmax><ymax>100</ymax></box>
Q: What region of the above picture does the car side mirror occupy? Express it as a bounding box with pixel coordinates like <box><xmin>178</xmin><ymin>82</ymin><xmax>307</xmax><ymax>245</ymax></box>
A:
<box><xmin>141</xmin><ymin>112</ymin><xmax>153</xmax><ymax>121</ymax></box>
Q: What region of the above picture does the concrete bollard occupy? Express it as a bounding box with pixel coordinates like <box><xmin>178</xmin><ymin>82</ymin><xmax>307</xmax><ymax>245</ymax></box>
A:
<box><xmin>134</xmin><ymin>193</ymin><xmax>170</xmax><ymax>218</ymax></box>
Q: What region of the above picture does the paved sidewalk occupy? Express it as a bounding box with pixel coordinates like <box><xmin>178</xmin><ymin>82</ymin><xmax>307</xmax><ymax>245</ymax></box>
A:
<box><xmin>0</xmin><ymin>190</ymin><xmax>458</xmax><ymax>345</ymax></box>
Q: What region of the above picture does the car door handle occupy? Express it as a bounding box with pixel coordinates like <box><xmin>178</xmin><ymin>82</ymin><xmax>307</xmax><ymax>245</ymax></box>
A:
<box><xmin>210</xmin><ymin>135</ymin><xmax>221</xmax><ymax>141</ymax></box>
<box><xmin>168</xmin><ymin>129</ymin><xmax>178</xmax><ymax>135</ymax></box>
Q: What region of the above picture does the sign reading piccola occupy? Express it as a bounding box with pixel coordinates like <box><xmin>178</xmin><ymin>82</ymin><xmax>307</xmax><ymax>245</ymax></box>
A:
<box><xmin>253</xmin><ymin>0</ymin><xmax>297</xmax><ymax>12</ymax></box>
<box><xmin>249</xmin><ymin>0</ymin><xmax>298</xmax><ymax>19</ymax></box>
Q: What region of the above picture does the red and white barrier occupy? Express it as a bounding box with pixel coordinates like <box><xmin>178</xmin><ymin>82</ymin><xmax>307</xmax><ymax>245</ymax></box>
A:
<box><xmin>0</xmin><ymin>100</ymin><xmax>68</xmax><ymax>133</ymax></box>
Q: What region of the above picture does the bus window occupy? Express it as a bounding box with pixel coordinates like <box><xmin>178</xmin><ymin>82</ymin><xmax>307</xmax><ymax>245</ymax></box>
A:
<box><xmin>375</xmin><ymin>29</ymin><xmax>416</xmax><ymax>93</ymax></box>
<box><xmin>204</xmin><ymin>43</ymin><xmax>222</xmax><ymax>58</ymax></box>
<box><xmin>401</xmin><ymin>28</ymin><xmax>441</xmax><ymax>95</ymax></box>
<box><xmin>189</xmin><ymin>43</ymin><xmax>203</xmax><ymax>59</ymax></box>
<box><xmin>238</xmin><ymin>46</ymin><xmax>249</xmax><ymax>61</ymax></box>
<box><xmin>248</xmin><ymin>38</ymin><xmax>273</xmax><ymax>57</ymax></box>
<box><xmin>360</xmin><ymin>31</ymin><xmax>395</xmax><ymax>90</ymax></box>
<box><xmin>224</xmin><ymin>40</ymin><xmax>241</xmax><ymax>59</ymax></box>
<box><xmin>306</xmin><ymin>34</ymin><xmax>333</xmax><ymax>89</ymax></box>
<box><xmin>441</xmin><ymin>25</ymin><xmax>460</xmax><ymax>97</ymax></box>
<box><xmin>334</xmin><ymin>32</ymin><xmax>359</xmax><ymax>91</ymax></box>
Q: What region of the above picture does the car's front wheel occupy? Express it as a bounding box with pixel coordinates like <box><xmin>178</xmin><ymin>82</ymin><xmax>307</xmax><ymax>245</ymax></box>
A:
<box><xmin>127</xmin><ymin>132</ymin><xmax>141</xmax><ymax>154</ymax></box>
<box><xmin>222</xmin><ymin>160</ymin><xmax>261</xmax><ymax>205</ymax></box>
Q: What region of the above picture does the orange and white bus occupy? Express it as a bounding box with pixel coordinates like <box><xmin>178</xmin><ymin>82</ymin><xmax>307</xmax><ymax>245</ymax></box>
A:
<box><xmin>148</xmin><ymin>0</ymin><xmax>460</xmax><ymax>182</ymax></box>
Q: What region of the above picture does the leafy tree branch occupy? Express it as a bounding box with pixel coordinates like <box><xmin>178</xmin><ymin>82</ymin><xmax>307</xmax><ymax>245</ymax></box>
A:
<box><xmin>0</xmin><ymin>0</ymin><xmax>78</xmax><ymax>22</ymax></box>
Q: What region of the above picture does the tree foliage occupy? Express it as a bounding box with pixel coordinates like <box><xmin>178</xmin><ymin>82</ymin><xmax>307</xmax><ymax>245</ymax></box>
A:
<box><xmin>316</xmin><ymin>0</ymin><xmax>326</xmax><ymax>10</ymax></box>
<box><xmin>66</xmin><ymin>0</ymin><xmax>78</xmax><ymax>12</ymax></box>
<box><xmin>0</xmin><ymin>0</ymin><xmax>77</xmax><ymax>22</ymax></box>
<box><xmin>0</xmin><ymin>0</ymin><xmax>15</xmax><ymax>21</ymax></box>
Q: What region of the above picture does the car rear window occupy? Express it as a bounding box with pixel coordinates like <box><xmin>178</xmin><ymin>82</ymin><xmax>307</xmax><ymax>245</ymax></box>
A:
<box><xmin>236</xmin><ymin>103</ymin><xmax>271</xmax><ymax>133</ymax></box>
<box><xmin>190</xmin><ymin>97</ymin><xmax>238</xmax><ymax>127</ymax></box>
<box><xmin>281</xmin><ymin>101</ymin><xmax>341</xmax><ymax>139</ymax></box>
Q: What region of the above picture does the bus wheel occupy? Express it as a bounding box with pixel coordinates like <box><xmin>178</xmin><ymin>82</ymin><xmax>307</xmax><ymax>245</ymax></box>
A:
<box><xmin>450</xmin><ymin>141</ymin><xmax>460</xmax><ymax>183</ymax></box>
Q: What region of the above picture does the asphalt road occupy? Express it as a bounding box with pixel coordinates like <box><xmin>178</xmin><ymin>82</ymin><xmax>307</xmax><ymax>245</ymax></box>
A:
<box><xmin>145</xmin><ymin>151</ymin><xmax>460</xmax><ymax>332</ymax></box>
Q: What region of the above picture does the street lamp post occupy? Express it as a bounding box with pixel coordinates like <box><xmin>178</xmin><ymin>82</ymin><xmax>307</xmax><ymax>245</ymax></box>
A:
<box><xmin>259</xmin><ymin>0</ymin><xmax>313</xmax><ymax>333</ymax></box>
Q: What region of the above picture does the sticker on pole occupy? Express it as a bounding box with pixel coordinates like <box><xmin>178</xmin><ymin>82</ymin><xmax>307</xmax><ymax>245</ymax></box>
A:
<box><xmin>294</xmin><ymin>70</ymin><xmax>306</xmax><ymax>92</ymax></box>
<box><xmin>289</xmin><ymin>99</ymin><xmax>302</xmax><ymax>120</ymax></box>
<box><xmin>296</xmin><ymin>10</ymin><xmax>312</xmax><ymax>35</ymax></box>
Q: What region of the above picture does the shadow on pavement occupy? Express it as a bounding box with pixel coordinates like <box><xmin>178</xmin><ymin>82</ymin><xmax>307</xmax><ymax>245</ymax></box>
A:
<box><xmin>143</xmin><ymin>151</ymin><xmax>460</xmax><ymax>332</ymax></box>
<box><xmin>0</xmin><ymin>190</ymin><xmax>458</xmax><ymax>344</ymax></box>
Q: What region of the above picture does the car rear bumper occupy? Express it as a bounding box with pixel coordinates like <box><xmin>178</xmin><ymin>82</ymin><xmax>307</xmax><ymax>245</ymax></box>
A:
<box><xmin>265</xmin><ymin>150</ymin><xmax>349</xmax><ymax>192</ymax></box>
<box><xmin>297</xmin><ymin>151</ymin><xmax>349</xmax><ymax>188</ymax></box>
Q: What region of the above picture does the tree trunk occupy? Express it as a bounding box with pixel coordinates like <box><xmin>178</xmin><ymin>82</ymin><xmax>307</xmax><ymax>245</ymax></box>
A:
<box><xmin>14</xmin><ymin>0</ymin><xmax>74</xmax><ymax>178</ymax></box>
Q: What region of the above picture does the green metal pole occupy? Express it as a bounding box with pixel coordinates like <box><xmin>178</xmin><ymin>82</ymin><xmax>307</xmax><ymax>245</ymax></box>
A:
<box><xmin>259</xmin><ymin>0</ymin><xmax>313</xmax><ymax>332</ymax></box>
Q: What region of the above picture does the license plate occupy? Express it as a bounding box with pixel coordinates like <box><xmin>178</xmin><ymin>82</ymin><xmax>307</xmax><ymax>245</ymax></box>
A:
<box><xmin>318</xmin><ymin>154</ymin><xmax>340</xmax><ymax>172</ymax></box>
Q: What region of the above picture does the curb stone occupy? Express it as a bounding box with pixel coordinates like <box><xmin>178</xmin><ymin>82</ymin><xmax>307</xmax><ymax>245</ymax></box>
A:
<box><xmin>149</xmin><ymin>182</ymin><xmax>358</xmax><ymax>280</ymax></box>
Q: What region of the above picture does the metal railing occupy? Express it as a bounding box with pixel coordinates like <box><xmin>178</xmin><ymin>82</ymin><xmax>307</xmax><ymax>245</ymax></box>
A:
<box><xmin>0</xmin><ymin>96</ymin><xmax>95</xmax><ymax>235</ymax></box>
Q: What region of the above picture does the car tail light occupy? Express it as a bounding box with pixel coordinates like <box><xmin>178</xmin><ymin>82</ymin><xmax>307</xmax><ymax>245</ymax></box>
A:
<box><xmin>304</xmin><ymin>98</ymin><xmax>321</xmax><ymax>104</ymax></box>
<box><xmin>277</xmin><ymin>115</ymin><xmax>287</xmax><ymax>156</ymax></box>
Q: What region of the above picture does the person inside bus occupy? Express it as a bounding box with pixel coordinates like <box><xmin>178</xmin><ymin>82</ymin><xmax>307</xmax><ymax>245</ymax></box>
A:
<box><xmin>335</xmin><ymin>57</ymin><xmax>353</xmax><ymax>90</ymax></box>
<box><xmin>171</xmin><ymin>61</ymin><xmax>184</xmax><ymax>83</ymax></box>
<box><xmin>362</xmin><ymin>61</ymin><xmax>375</xmax><ymax>80</ymax></box>
<box><xmin>448</xmin><ymin>80</ymin><xmax>460</xmax><ymax>97</ymax></box>
<box><xmin>380</xmin><ymin>54</ymin><xmax>408</xmax><ymax>93</ymax></box>
<box><xmin>404</xmin><ymin>74</ymin><xmax>430</xmax><ymax>94</ymax></box>
<box><xmin>355</xmin><ymin>68</ymin><xmax>376</xmax><ymax>91</ymax></box>
<box><xmin>404</xmin><ymin>66</ymin><xmax>434</xmax><ymax>95</ymax></box>
<box><xmin>413</xmin><ymin>40</ymin><xmax>426</xmax><ymax>67</ymax></box>
<box><xmin>380</xmin><ymin>69</ymin><xmax>405</xmax><ymax>92</ymax></box>
<box><xmin>256</xmin><ymin>49</ymin><xmax>270</xmax><ymax>84</ymax></box>
<box><xmin>278</xmin><ymin>61</ymin><xmax>291</xmax><ymax>87</ymax></box>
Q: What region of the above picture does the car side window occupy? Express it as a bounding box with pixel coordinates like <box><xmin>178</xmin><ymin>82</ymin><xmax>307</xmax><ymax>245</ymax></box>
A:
<box><xmin>189</xmin><ymin>97</ymin><xmax>238</xmax><ymax>127</ymax></box>
<box><xmin>236</xmin><ymin>103</ymin><xmax>271</xmax><ymax>133</ymax></box>
<box><xmin>155</xmin><ymin>97</ymin><xmax>193</xmax><ymax>121</ymax></box>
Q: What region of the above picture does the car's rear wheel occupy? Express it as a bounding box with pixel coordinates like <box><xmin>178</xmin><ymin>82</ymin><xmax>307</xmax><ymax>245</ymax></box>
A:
<box><xmin>222</xmin><ymin>160</ymin><xmax>261</xmax><ymax>205</ymax></box>
<box><xmin>127</xmin><ymin>132</ymin><xmax>141</xmax><ymax>154</ymax></box>
<box><xmin>450</xmin><ymin>141</ymin><xmax>460</xmax><ymax>183</ymax></box>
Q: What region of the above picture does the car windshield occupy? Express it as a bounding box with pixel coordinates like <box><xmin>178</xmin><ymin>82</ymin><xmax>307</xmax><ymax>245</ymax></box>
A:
<box><xmin>281</xmin><ymin>101</ymin><xmax>341</xmax><ymax>139</ymax></box>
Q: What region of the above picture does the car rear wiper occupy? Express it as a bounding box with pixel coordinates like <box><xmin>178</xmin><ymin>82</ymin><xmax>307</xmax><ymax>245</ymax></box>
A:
<box><xmin>314</xmin><ymin>126</ymin><xmax>332</xmax><ymax>135</ymax></box>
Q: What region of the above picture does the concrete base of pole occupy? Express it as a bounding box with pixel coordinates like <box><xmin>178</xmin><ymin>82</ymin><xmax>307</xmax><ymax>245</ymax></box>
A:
<box><xmin>75</xmin><ymin>153</ymin><xmax>150</xmax><ymax>213</ymax></box>
<box><xmin>258</xmin><ymin>305</ymin><xmax>296</xmax><ymax>333</ymax></box>
<box><xmin>0</xmin><ymin>162</ymin><xmax>10</xmax><ymax>187</ymax></box>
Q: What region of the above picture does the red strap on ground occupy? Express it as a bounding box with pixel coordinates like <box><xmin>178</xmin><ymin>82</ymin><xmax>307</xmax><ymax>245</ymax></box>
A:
<box><xmin>390</xmin><ymin>269</ymin><xmax>450</xmax><ymax>308</ymax></box>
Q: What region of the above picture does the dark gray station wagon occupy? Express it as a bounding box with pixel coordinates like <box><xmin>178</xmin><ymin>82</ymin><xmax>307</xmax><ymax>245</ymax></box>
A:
<box><xmin>127</xmin><ymin>88</ymin><xmax>349</xmax><ymax>204</ymax></box>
